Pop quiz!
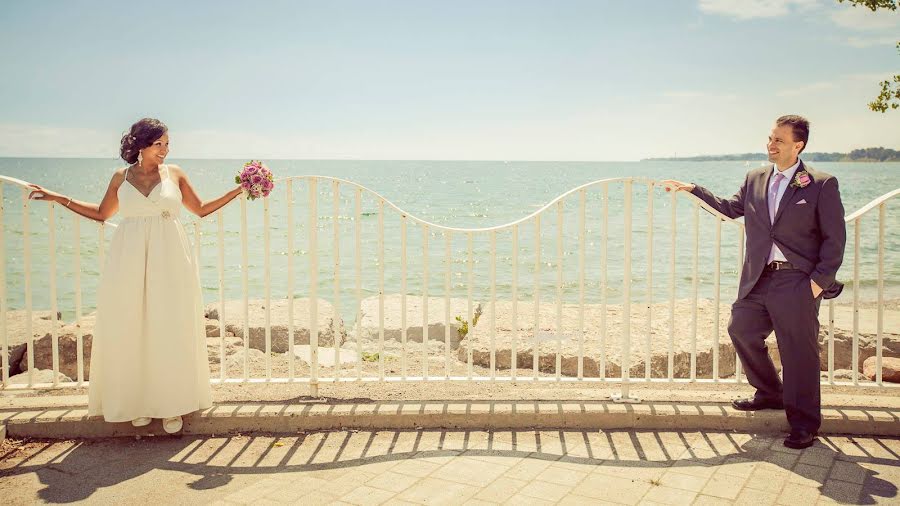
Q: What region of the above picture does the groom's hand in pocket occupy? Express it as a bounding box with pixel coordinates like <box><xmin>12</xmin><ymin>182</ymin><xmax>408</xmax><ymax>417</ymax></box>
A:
<box><xmin>811</xmin><ymin>279</ymin><xmax>823</xmax><ymax>298</ymax></box>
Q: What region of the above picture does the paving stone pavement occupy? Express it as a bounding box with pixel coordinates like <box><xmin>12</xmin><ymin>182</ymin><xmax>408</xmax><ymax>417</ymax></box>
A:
<box><xmin>0</xmin><ymin>430</ymin><xmax>898</xmax><ymax>505</ymax></box>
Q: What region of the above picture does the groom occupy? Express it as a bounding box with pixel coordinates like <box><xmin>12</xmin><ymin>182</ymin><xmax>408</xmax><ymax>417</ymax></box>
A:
<box><xmin>664</xmin><ymin>115</ymin><xmax>846</xmax><ymax>449</ymax></box>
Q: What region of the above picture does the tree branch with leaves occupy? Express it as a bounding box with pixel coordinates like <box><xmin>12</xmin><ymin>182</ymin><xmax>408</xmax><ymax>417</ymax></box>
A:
<box><xmin>836</xmin><ymin>0</ymin><xmax>899</xmax><ymax>112</ymax></box>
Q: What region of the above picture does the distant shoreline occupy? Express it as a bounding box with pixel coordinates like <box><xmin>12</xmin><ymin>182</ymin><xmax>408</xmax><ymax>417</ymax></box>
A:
<box><xmin>644</xmin><ymin>147</ymin><xmax>900</xmax><ymax>163</ymax></box>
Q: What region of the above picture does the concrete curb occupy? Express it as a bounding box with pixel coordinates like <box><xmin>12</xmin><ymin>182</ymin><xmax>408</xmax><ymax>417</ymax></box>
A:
<box><xmin>2</xmin><ymin>401</ymin><xmax>898</xmax><ymax>439</ymax></box>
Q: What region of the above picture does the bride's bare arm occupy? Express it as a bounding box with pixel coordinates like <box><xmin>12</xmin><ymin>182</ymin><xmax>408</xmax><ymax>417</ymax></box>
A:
<box><xmin>28</xmin><ymin>170</ymin><xmax>124</xmax><ymax>222</ymax></box>
<box><xmin>170</xmin><ymin>165</ymin><xmax>243</xmax><ymax>218</ymax></box>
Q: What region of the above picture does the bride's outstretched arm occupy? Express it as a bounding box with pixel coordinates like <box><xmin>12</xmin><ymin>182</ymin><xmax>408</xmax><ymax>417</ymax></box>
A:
<box><xmin>170</xmin><ymin>165</ymin><xmax>243</xmax><ymax>218</ymax></box>
<box><xmin>28</xmin><ymin>170</ymin><xmax>124</xmax><ymax>222</ymax></box>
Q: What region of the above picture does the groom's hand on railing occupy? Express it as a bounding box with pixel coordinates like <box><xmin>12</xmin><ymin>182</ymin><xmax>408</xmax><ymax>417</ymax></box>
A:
<box><xmin>661</xmin><ymin>180</ymin><xmax>695</xmax><ymax>193</ymax></box>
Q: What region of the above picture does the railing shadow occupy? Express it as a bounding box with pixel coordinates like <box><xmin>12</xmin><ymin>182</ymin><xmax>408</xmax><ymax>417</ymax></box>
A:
<box><xmin>1</xmin><ymin>428</ymin><xmax>897</xmax><ymax>504</ymax></box>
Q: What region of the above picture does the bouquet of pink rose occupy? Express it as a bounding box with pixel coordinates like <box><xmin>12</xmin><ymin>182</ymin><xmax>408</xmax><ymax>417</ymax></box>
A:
<box><xmin>235</xmin><ymin>160</ymin><xmax>274</xmax><ymax>200</ymax></box>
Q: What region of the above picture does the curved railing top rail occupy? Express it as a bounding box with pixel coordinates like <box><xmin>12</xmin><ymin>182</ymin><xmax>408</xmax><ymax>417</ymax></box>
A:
<box><xmin>0</xmin><ymin>175</ymin><xmax>116</xmax><ymax>228</ymax></box>
<box><xmin>0</xmin><ymin>175</ymin><xmax>36</xmax><ymax>189</ymax></box>
<box><xmin>213</xmin><ymin>175</ymin><xmax>746</xmax><ymax>233</ymax></box>
<box><xmin>845</xmin><ymin>188</ymin><xmax>900</xmax><ymax>222</ymax></box>
<box><xmin>2</xmin><ymin>174</ymin><xmax>897</xmax><ymax>233</ymax></box>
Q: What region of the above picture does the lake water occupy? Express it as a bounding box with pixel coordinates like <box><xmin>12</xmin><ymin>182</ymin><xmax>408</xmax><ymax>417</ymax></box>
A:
<box><xmin>1</xmin><ymin>158</ymin><xmax>898</xmax><ymax>322</ymax></box>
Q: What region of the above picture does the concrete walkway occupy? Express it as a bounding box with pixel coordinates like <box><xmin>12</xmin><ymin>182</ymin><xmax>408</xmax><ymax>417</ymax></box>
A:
<box><xmin>1</xmin><ymin>429</ymin><xmax>898</xmax><ymax>505</ymax></box>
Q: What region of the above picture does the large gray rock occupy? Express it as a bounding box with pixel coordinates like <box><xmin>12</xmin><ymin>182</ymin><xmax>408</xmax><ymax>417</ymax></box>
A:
<box><xmin>3</xmin><ymin>310</ymin><xmax>62</xmax><ymax>376</ymax></box>
<box><xmin>358</xmin><ymin>295</ymin><xmax>475</xmax><ymax>348</ymax></box>
<box><xmin>814</xmin><ymin>304</ymin><xmax>900</xmax><ymax>371</ymax></box>
<box><xmin>458</xmin><ymin>299</ymin><xmax>736</xmax><ymax>379</ymax></box>
<box><xmin>205</xmin><ymin>298</ymin><xmax>346</xmax><ymax>353</ymax></box>
<box><xmin>15</xmin><ymin>312</ymin><xmax>94</xmax><ymax>380</ymax></box>
<box><xmin>863</xmin><ymin>356</ymin><xmax>900</xmax><ymax>383</ymax></box>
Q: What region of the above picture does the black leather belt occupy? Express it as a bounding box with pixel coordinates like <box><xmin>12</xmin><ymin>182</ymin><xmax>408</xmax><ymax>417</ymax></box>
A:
<box><xmin>766</xmin><ymin>261</ymin><xmax>795</xmax><ymax>271</ymax></box>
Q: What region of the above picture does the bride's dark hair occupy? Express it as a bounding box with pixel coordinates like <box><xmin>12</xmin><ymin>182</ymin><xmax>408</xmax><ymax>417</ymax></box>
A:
<box><xmin>120</xmin><ymin>118</ymin><xmax>168</xmax><ymax>164</ymax></box>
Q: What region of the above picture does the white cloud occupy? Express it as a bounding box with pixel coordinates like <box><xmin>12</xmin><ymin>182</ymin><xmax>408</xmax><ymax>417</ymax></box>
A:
<box><xmin>698</xmin><ymin>0</ymin><xmax>821</xmax><ymax>20</ymax></box>
<box><xmin>776</xmin><ymin>81</ymin><xmax>838</xmax><ymax>96</ymax></box>
<box><xmin>0</xmin><ymin>124</ymin><xmax>117</xmax><ymax>158</ymax></box>
<box><xmin>661</xmin><ymin>91</ymin><xmax>739</xmax><ymax>101</ymax></box>
<box><xmin>831</xmin><ymin>5</ymin><xmax>900</xmax><ymax>31</ymax></box>
<box><xmin>847</xmin><ymin>35</ymin><xmax>899</xmax><ymax>48</ymax></box>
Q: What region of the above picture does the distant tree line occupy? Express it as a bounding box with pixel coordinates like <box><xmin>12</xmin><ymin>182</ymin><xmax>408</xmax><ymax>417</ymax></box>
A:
<box><xmin>645</xmin><ymin>147</ymin><xmax>900</xmax><ymax>162</ymax></box>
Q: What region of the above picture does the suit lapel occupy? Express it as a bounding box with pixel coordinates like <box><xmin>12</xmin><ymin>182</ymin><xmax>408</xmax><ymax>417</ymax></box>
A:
<box><xmin>757</xmin><ymin>166</ymin><xmax>774</xmax><ymax>228</ymax></box>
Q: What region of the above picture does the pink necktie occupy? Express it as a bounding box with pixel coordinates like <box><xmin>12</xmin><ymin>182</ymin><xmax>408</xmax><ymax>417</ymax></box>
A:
<box><xmin>767</xmin><ymin>172</ymin><xmax>785</xmax><ymax>263</ymax></box>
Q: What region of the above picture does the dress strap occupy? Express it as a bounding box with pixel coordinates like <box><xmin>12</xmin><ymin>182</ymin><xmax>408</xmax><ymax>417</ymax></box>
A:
<box><xmin>163</xmin><ymin>164</ymin><xmax>170</xmax><ymax>179</ymax></box>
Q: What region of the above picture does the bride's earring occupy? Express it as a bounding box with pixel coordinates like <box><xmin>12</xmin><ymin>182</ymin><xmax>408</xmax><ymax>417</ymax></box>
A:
<box><xmin>137</xmin><ymin>151</ymin><xmax>143</xmax><ymax>168</ymax></box>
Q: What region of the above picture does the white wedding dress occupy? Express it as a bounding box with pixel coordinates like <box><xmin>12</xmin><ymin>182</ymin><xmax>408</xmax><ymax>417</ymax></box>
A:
<box><xmin>88</xmin><ymin>164</ymin><xmax>212</xmax><ymax>422</ymax></box>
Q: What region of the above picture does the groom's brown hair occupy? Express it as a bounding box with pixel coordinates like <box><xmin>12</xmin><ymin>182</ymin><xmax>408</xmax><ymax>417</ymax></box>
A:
<box><xmin>776</xmin><ymin>115</ymin><xmax>810</xmax><ymax>153</ymax></box>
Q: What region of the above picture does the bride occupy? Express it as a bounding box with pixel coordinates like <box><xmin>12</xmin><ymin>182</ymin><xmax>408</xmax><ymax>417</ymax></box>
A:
<box><xmin>28</xmin><ymin>118</ymin><xmax>242</xmax><ymax>433</ymax></box>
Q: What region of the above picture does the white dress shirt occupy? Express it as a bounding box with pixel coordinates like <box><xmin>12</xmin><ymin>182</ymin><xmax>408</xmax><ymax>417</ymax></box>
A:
<box><xmin>769</xmin><ymin>160</ymin><xmax>800</xmax><ymax>263</ymax></box>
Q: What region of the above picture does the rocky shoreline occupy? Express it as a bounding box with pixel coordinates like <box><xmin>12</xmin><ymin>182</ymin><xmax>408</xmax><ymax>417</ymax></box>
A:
<box><xmin>4</xmin><ymin>295</ymin><xmax>899</xmax><ymax>384</ymax></box>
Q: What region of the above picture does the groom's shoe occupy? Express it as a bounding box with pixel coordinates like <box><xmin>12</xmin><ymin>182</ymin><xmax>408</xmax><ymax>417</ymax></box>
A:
<box><xmin>784</xmin><ymin>429</ymin><xmax>817</xmax><ymax>449</ymax></box>
<box><xmin>731</xmin><ymin>397</ymin><xmax>784</xmax><ymax>411</ymax></box>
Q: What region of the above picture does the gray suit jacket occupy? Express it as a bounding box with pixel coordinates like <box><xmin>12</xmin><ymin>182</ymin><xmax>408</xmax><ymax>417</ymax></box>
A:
<box><xmin>690</xmin><ymin>161</ymin><xmax>846</xmax><ymax>300</ymax></box>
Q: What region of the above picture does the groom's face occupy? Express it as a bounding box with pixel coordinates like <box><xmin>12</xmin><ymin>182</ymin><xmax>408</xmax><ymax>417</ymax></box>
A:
<box><xmin>767</xmin><ymin>124</ymin><xmax>804</xmax><ymax>168</ymax></box>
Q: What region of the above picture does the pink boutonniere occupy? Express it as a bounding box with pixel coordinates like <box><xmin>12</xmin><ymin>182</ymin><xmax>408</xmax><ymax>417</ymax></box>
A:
<box><xmin>790</xmin><ymin>169</ymin><xmax>811</xmax><ymax>189</ymax></box>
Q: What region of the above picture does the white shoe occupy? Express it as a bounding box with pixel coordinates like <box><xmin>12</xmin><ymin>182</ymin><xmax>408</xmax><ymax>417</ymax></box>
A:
<box><xmin>162</xmin><ymin>416</ymin><xmax>183</xmax><ymax>434</ymax></box>
<box><xmin>131</xmin><ymin>417</ymin><xmax>152</xmax><ymax>427</ymax></box>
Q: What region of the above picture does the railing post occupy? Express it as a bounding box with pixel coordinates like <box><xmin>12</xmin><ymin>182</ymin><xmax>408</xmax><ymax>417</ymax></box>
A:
<box><xmin>0</xmin><ymin>182</ymin><xmax>6</xmax><ymax>386</ymax></box>
<box><xmin>309</xmin><ymin>179</ymin><xmax>319</xmax><ymax>395</ymax></box>
<box><xmin>613</xmin><ymin>180</ymin><xmax>640</xmax><ymax>403</ymax></box>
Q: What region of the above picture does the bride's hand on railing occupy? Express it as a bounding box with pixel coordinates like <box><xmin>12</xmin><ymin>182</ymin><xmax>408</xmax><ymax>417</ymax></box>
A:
<box><xmin>660</xmin><ymin>180</ymin><xmax>695</xmax><ymax>193</ymax></box>
<box><xmin>27</xmin><ymin>184</ymin><xmax>69</xmax><ymax>205</ymax></box>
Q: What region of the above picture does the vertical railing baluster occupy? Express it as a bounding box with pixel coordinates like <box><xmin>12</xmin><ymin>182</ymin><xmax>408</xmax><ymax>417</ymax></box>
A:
<box><xmin>876</xmin><ymin>204</ymin><xmax>885</xmax><ymax>385</ymax></box>
<box><xmin>240</xmin><ymin>194</ymin><xmax>249</xmax><ymax>381</ymax></box>
<box><xmin>533</xmin><ymin>215</ymin><xmax>541</xmax><ymax>379</ymax></box>
<box><xmin>466</xmin><ymin>232</ymin><xmax>474</xmax><ymax>379</ymax></box>
<box><xmin>309</xmin><ymin>179</ymin><xmax>319</xmax><ymax>393</ymax></box>
<box><xmin>401</xmin><ymin>215</ymin><xmax>408</xmax><ymax>379</ymax></box>
<box><xmin>354</xmin><ymin>189</ymin><xmax>362</xmax><ymax>380</ymax></box>
<box><xmin>555</xmin><ymin>202</ymin><xmax>563</xmax><ymax>380</ymax></box>
<box><xmin>668</xmin><ymin>189</ymin><xmax>676</xmax><ymax>381</ymax></box>
<box><xmin>333</xmin><ymin>181</ymin><xmax>341</xmax><ymax>381</ymax></box>
<box><xmin>264</xmin><ymin>196</ymin><xmax>272</xmax><ymax>379</ymax></box>
<box><xmin>690</xmin><ymin>201</ymin><xmax>699</xmax><ymax>382</ymax></box>
<box><xmin>378</xmin><ymin>198</ymin><xmax>385</xmax><ymax>380</ymax></box>
<box><xmin>422</xmin><ymin>225</ymin><xmax>429</xmax><ymax>379</ymax></box>
<box><xmin>645</xmin><ymin>182</ymin><xmax>653</xmax><ymax>380</ymax></box>
<box><xmin>286</xmin><ymin>181</ymin><xmax>295</xmax><ymax>381</ymax></box>
<box><xmin>0</xmin><ymin>182</ymin><xmax>7</xmax><ymax>386</ymax></box>
<box><xmin>600</xmin><ymin>184</ymin><xmax>608</xmax><ymax>380</ymax></box>
<box><xmin>23</xmin><ymin>188</ymin><xmax>33</xmax><ymax>386</ymax></box>
<box><xmin>828</xmin><ymin>299</ymin><xmax>835</xmax><ymax>384</ymax></box>
<box><xmin>218</xmin><ymin>209</ymin><xmax>227</xmax><ymax>381</ymax></box>
<box><xmin>511</xmin><ymin>225</ymin><xmax>518</xmax><ymax>381</ymax></box>
<box><xmin>73</xmin><ymin>217</ymin><xmax>83</xmax><ymax>385</ymax></box>
<box><xmin>490</xmin><ymin>231</ymin><xmax>497</xmax><ymax>379</ymax></box>
<box><xmin>736</xmin><ymin>223</ymin><xmax>744</xmax><ymax>383</ymax></box>
<box><xmin>852</xmin><ymin>217</ymin><xmax>860</xmax><ymax>385</ymax></box>
<box><xmin>48</xmin><ymin>202</ymin><xmax>59</xmax><ymax>385</ymax></box>
<box><xmin>444</xmin><ymin>230</ymin><xmax>452</xmax><ymax>378</ymax></box>
<box><xmin>578</xmin><ymin>190</ymin><xmax>586</xmax><ymax>380</ymax></box>
<box><xmin>713</xmin><ymin>218</ymin><xmax>722</xmax><ymax>381</ymax></box>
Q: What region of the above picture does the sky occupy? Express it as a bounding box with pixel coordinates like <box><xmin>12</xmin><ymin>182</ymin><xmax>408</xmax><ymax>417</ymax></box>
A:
<box><xmin>0</xmin><ymin>0</ymin><xmax>898</xmax><ymax>161</ymax></box>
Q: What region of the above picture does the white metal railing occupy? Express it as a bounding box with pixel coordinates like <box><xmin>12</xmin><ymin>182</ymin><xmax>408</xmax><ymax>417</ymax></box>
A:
<box><xmin>0</xmin><ymin>174</ymin><xmax>897</xmax><ymax>399</ymax></box>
